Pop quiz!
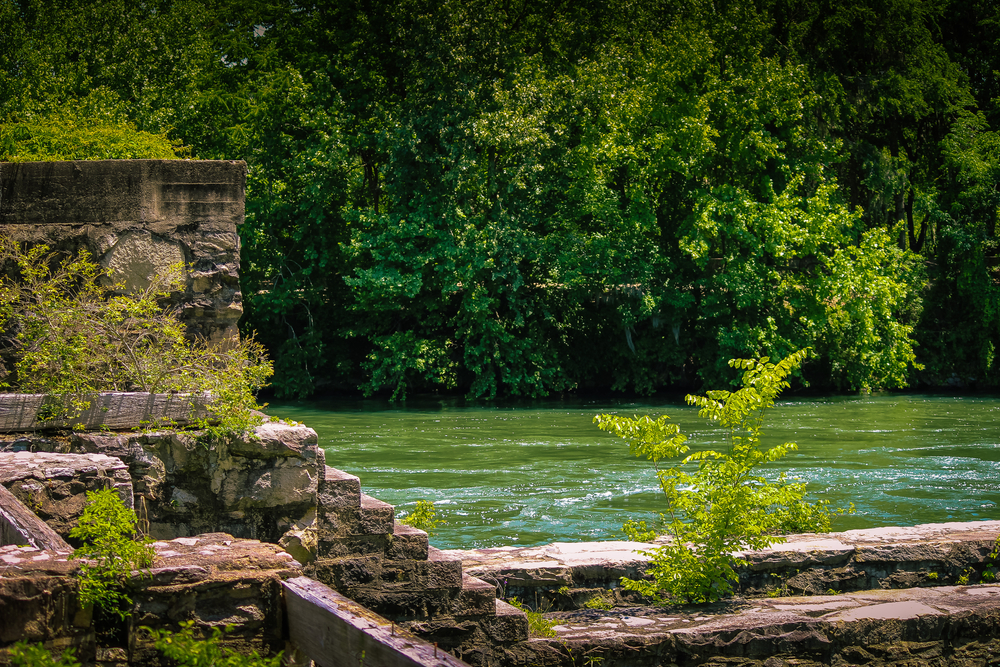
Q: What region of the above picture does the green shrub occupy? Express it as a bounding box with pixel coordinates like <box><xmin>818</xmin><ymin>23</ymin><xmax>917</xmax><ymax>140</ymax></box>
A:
<box><xmin>0</xmin><ymin>240</ymin><xmax>272</xmax><ymax>436</ymax></box>
<box><xmin>146</xmin><ymin>621</ymin><xmax>283</xmax><ymax>667</ymax></box>
<box><xmin>595</xmin><ymin>349</ymin><xmax>834</xmax><ymax>604</ymax></box>
<box><xmin>69</xmin><ymin>488</ymin><xmax>155</xmax><ymax>619</ymax></box>
<box><xmin>583</xmin><ymin>594</ymin><xmax>614</xmax><ymax>611</ymax></box>
<box><xmin>400</xmin><ymin>500</ymin><xmax>443</xmax><ymax>536</ymax></box>
<box><xmin>9</xmin><ymin>642</ymin><xmax>80</xmax><ymax>667</ymax></box>
<box><xmin>0</xmin><ymin>88</ymin><xmax>186</xmax><ymax>162</ymax></box>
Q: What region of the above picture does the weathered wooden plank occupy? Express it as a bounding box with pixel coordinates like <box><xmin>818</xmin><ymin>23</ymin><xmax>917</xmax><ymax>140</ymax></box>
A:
<box><xmin>0</xmin><ymin>392</ymin><xmax>213</xmax><ymax>432</ymax></box>
<box><xmin>282</xmin><ymin>576</ymin><xmax>471</xmax><ymax>667</ymax></box>
<box><xmin>0</xmin><ymin>483</ymin><xmax>71</xmax><ymax>550</ymax></box>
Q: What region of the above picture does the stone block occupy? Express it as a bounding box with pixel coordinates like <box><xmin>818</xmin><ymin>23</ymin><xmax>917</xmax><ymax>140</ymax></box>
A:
<box><xmin>344</xmin><ymin>588</ymin><xmax>459</xmax><ymax>622</ymax></box>
<box><xmin>308</xmin><ymin>556</ymin><xmax>383</xmax><ymax>590</ymax></box>
<box><xmin>315</xmin><ymin>534</ymin><xmax>391</xmax><ymax>559</ymax></box>
<box><xmin>359</xmin><ymin>493</ymin><xmax>394</xmax><ymax>534</ymax></box>
<box><xmin>482</xmin><ymin>600</ymin><xmax>529</xmax><ymax>643</ymax></box>
<box><xmin>452</xmin><ymin>575</ymin><xmax>498</xmax><ymax>617</ymax></box>
<box><xmin>318</xmin><ymin>467</ymin><xmax>360</xmax><ymax>509</ymax></box>
<box><xmin>0</xmin><ymin>160</ymin><xmax>247</xmax><ymax>343</ymax></box>
<box><xmin>0</xmin><ymin>451</ymin><xmax>133</xmax><ymax>539</ymax></box>
<box><xmin>0</xmin><ymin>484</ymin><xmax>71</xmax><ymax>551</ymax></box>
<box><xmin>378</xmin><ymin>556</ymin><xmax>463</xmax><ymax>592</ymax></box>
<box><xmin>386</xmin><ymin>522</ymin><xmax>430</xmax><ymax>561</ymax></box>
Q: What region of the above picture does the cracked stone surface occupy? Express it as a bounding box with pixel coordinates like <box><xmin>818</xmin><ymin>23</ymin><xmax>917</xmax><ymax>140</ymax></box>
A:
<box><xmin>445</xmin><ymin>520</ymin><xmax>1000</xmax><ymax>607</ymax></box>
<box><xmin>501</xmin><ymin>584</ymin><xmax>1000</xmax><ymax>666</ymax></box>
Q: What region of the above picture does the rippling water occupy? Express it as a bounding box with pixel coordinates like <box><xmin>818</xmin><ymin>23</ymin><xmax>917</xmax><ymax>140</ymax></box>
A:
<box><xmin>265</xmin><ymin>394</ymin><xmax>1000</xmax><ymax>550</ymax></box>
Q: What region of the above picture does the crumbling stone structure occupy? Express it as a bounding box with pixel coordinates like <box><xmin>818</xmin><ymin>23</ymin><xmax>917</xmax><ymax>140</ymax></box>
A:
<box><xmin>0</xmin><ymin>160</ymin><xmax>246</xmax><ymax>343</ymax></box>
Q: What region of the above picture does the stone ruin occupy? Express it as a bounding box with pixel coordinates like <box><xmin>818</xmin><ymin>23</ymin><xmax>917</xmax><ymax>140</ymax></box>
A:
<box><xmin>0</xmin><ymin>159</ymin><xmax>245</xmax><ymax>343</ymax></box>
<box><xmin>5</xmin><ymin>161</ymin><xmax>1000</xmax><ymax>666</ymax></box>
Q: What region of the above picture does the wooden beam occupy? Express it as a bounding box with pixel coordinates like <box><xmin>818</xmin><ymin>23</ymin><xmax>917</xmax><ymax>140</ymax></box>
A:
<box><xmin>282</xmin><ymin>576</ymin><xmax>472</xmax><ymax>667</ymax></box>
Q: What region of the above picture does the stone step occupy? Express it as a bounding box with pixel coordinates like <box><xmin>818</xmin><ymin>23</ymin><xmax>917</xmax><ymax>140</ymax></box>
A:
<box><xmin>315</xmin><ymin>488</ymin><xmax>398</xmax><ymax>558</ymax></box>
<box><xmin>360</xmin><ymin>493</ymin><xmax>394</xmax><ymax>534</ymax></box>
<box><xmin>317</xmin><ymin>466</ymin><xmax>360</xmax><ymax>509</ymax></box>
<box><xmin>387</xmin><ymin>521</ymin><xmax>430</xmax><ymax>561</ymax></box>
<box><xmin>311</xmin><ymin>547</ymin><xmax>464</xmax><ymax>594</ymax></box>
<box><xmin>485</xmin><ymin>599</ymin><xmax>529</xmax><ymax>644</ymax></box>
<box><xmin>452</xmin><ymin>573</ymin><xmax>498</xmax><ymax>617</ymax></box>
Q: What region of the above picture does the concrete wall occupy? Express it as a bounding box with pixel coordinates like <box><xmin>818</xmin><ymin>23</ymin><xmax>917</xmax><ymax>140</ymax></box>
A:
<box><xmin>0</xmin><ymin>160</ymin><xmax>246</xmax><ymax>343</ymax></box>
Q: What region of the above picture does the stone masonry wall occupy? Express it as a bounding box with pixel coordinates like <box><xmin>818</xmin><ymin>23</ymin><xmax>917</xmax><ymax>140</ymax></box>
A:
<box><xmin>0</xmin><ymin>160</ymin><xmax>246</xmax><ymax>343</ymax></box>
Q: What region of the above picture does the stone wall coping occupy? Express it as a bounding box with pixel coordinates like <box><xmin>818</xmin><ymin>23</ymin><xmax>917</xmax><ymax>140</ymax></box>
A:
<box><xmin>444</xmin><ymin>519</ymin><xmax>1000</xmax><ymax>578</ymax></box>
<box><xmin>0</xmin><ymin>392</ymin><xmax>213</xmax><ymax>432</ymax></box>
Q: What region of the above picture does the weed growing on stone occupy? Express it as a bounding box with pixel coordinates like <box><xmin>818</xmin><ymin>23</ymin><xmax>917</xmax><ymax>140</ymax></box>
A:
<box><xmin>69</xmin><ymin>487</ymin><xmax>154</xmax><ymax>619</ymax></box>
<box><xmin>596</xmin><ymin>349</ymin><xmax>837</xmax><ymax>604</ymax></box>
<box><xmin>9</xmin><ymin>642</ymin><xmax>80</xmax><ymax>667</ymax></box>
<box><xmin>583</xmin><ymin>594</ymin><xmax>614</xmax><ymax>611</ymax></box>
<box><xmin>146</xmin><ymin>621</ymin><xmax>283</xmax><ymax>667</ymax></box>
<box><xmin>400</xmin><ymin>500</ymin><xmax>443</xmax><ymax>535</ymax></box>
<box><xmin>0</xmin><ymin>240</ymin><xmax>272</xmax><ymax>437</ymax></box>
<box><xmin>508</xmin><ymin>598</ymin><xmax>557</xmax><ymax>637</ymax></box>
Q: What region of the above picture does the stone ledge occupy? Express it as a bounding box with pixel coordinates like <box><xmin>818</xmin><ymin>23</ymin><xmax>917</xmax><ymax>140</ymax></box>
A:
<box><xmin>0</xmin><ymin>392</ymin><xmax>212</xmax><ymax>432</ymax></box>
<box><xmin>511</xmin><ymin>584</ymin><xmax>1000</xmax><ymax>666</ymax></box>
<box><xmin>446</xmin><ymin>520</ymin><xmax>1000</xmax><ymax>609</ymax></box>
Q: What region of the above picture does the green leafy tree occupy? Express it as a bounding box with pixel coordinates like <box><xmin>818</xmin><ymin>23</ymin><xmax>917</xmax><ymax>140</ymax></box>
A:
<box><xmin>399</xmin><ymin>500</ymin><xmax>444</xmax><ymax>536</ymax></box>
<box><xmin>595</xmin><ymin>349</ymin><xmax>832</xmax><ymax>604</ymax></box>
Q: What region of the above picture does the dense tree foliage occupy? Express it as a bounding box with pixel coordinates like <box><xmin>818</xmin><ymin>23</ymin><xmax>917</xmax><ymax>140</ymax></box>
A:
<box><xmin>3</xmin><ymin>0</ymin><xmax>997</xmax><ymax>397</ymax></box>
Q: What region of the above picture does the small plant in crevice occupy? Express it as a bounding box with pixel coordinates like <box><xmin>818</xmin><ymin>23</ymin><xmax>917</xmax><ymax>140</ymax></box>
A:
<box><xmin>9</xmin><ymin>641</ymin><xmax>80</xmax><ymax>667</ymax></box>
<box><xmin>583</xmin><ymin>593</ymin><xmax>614</xmax><ymax>611</ymax></box>
<box><xmin>69</xmin><ymin>487</ymin><xmax>155</xmax><ymax>620</ymax></box>
<box><xmin>595</xmin><ymin>349</ymin><xmax>840</xmax><ymax>605</ymax></box>
<box><xmin>507</xmin><ymin>598</ymin><xmax>557</xmax><ymax>638</ymax></box>
<box><xmin>399</xmin><ymin>499</ymin><xmax>444</xmax><ymax>536</ymax></box>
<box><xmin>145</xmin><ymin>621</ymin><xmax>283</xmax><ymax>667</ymax></box>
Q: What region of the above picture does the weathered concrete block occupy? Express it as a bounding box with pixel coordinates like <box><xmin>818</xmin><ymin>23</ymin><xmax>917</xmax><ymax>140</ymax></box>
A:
<box><xmin>0</xmin><ymin>160</ymin><xmax>247</xmax><ymax>343</ymax></box>
<box><xmin>130</xmin><ymin>533</ymin><xmax>300</xmax><ymax>665</ymax></box>
<box><xmin>481</xmin><ymin>600</ymin><xmax>529</xmax><ymax>644</ymax></box>
<box><xmin>360</xmin><ymin>493</ymin><xmax>395</xmax><ymax>534</ymax></box>
<box><xmin>308</xmin><ymin>556</ymin><xmax>383</xmax><ymax>590</ymax></box>
<box><xmin>452</xmin><ymin>575</ymin><xmax>499</xmax><ymax>617</ymax></box>
<box><xmin>0</xmin><ymin>545</ymin><xmax>90</xmax><ymax>657</ymax></box>
<box><xmin>315</xmin><ymin>534</ymin><xmax>391</xmax><ymax>559</ymax></box>
<box><xmin>317</xmin><ymin>466</ymin><xmax>361</xmax><ymax>508</ymax></box>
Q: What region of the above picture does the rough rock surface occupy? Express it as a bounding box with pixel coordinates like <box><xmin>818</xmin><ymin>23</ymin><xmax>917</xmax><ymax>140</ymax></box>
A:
<box><xmin>0</xmin><ymin>160</ymin><xmax>246</xmax><ymax>343</ymax></box>
<box><xmin>0</xmin><ymin>543</ymin><xmax>86</xmax><ymax>664</ymax></box>
<box><xmin>0</xmin><ymin>534</ymin><xmax>299</xmax><ymax>666</ymax></box>
<box><xmin>0</xmin><ymin>422</ymin><xmax>321</xmax><ymax>545</ymax></box>
<box><xmin>0</xmin><ymin>483</ymin><xmax>70</xmax><ymax>551</ymax></box>
<box><xmin>130</xmin><ymin>533</ymin><xmax>300</xmax><ymax>665</ymax></box>
<box><xmin>0</xmin><ymin>451</ymin><xmax>132</xmax><ymax>540</ymax></box>
<box><xmin>510</xmin><ymin>584</ymin><xmax>1000</xmax><ymax>666</ymax></box>
<box><xmin>446</xmin><ymin>520</ymin><xmax>1000</xmax><ymax>610</ymax></box>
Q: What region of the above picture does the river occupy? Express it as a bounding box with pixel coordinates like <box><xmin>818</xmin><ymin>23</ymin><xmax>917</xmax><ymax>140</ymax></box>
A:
<box><xmin>266</xmin><ymin>394</ymin><xmax>1000</xmax><ymax>550</ymax></box>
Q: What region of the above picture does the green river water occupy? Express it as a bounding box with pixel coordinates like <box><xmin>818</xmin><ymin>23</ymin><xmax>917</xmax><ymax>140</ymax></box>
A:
<box><xmin>266</xmin><ymin>394</ymin><xmax>1000</xmax><ymax>550</ymax></box>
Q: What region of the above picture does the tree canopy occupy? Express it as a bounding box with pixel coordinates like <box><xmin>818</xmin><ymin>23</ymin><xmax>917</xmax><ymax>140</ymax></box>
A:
<box><xmin>3</xmin><ymin>0</ymin><xmax>997</xmax><ymax>397</ymax></box>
